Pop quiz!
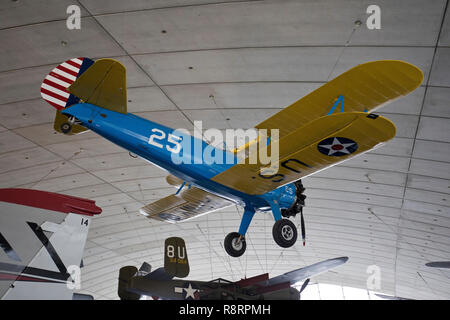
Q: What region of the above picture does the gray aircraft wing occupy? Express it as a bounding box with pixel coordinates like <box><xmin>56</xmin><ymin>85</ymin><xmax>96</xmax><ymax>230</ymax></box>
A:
<box><xmin>425</xmin><ymin>261</ymin><xmax>450</xmax><ymax>269</ymax></box>
<box><xmin>264</xmin><ymin>256</ymin><xmax>348</xmax><ymax>286</ymax></box>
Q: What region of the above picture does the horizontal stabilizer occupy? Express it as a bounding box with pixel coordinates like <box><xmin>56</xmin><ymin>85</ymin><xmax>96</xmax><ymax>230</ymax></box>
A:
<box><xmin>68</xmin><ymin>58</ymin><xmax>127</xmax><ymax>114</ymax></box>
<box><xmin>118</xmin><ymin>266</ymin><xmax>140</xmax><ymax>300</ymax></box>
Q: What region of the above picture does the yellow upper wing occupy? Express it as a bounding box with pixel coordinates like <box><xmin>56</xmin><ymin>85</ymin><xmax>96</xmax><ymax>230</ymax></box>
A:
<box><xmin>68</xmin><ymin>58</ymin><xmax>127</xmax><ymax>114</ymax></box>
<box><xmin>212</xmin><ymin>60</ymin><xmax>422</xmax><ymax>195</ymax></box>
<box><xmin>212</xmin><ymin>112</ymin><xmax>396</xmax><ymax>195</ymax></box>
<box><xmin>256</xmin><ymin>60</ymin><xmax>423</xmax><ymax>139</ymax></box>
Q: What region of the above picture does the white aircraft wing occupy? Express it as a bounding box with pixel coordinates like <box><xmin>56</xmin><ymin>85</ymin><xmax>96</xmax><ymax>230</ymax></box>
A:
<box><xmin>0</xmin><ymin>188</ymin><xmax>101</xmax><ymax>300</ymax></box>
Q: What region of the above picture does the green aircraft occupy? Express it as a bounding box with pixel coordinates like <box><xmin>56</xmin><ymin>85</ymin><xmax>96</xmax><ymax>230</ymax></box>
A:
<box><xmin>118</xmin><ymin>237</ymin><xmax>348</xmax><ymax>300</ymax></box>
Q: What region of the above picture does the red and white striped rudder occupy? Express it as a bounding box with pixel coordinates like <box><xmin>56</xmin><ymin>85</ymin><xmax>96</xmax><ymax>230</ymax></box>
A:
<box><xmin>40</xmin><ymin>57</ymin><xmax>94</xmax><ymax>110</ymax></box>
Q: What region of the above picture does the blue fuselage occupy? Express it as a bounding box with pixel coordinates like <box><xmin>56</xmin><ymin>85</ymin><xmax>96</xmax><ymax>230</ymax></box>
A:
<box><xmin>62</xmin><ymin>103</ymin><xmax>296</xmax><ymax>211</ymax></box>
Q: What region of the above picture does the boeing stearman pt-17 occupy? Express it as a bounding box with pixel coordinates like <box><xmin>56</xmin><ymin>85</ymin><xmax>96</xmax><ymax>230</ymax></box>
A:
<box><xmin>40</xmin><ymin>57</ymin><xmax>423</xmax><ymax>257</ymax></box>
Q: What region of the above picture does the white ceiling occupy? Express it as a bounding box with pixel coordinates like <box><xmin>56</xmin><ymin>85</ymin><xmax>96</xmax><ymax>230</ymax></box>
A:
<box><xmin>0</xmin><ymin>0</ymin><xmax>449</xmax><ymax>300</ymax></box>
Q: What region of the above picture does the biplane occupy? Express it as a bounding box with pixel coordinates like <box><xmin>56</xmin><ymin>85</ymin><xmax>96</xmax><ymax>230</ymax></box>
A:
<box><xmin>40</xmin><ymin>57</ymin><xmax>423</xmax><ymax>257</ymax></box>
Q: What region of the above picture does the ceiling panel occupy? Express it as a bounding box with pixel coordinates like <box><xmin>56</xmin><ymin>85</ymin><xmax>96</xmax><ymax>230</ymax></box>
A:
<box><xmin>0</xmin><ymin>17</ymin><xmax>125</xmax><ymax>72</ymax></box>
<box><xmin>429</xmin><ymin>47</ymin><xmax>450</xmax><ymax>87</ymax></box>
<box><xmin>79</xmin><ymin>0</ymin><xmax>256</xmax><ymax>15</ymax></box>
<box><xmin>0</xmin><ymin>130</ymin><xmax>36</xmax><ymax>154</ymax></box>
<box><xmin>127</xmin><ymin>86</ymin><xmax>175</xmax><ymax>112</ymax></box>
<box><xmin>163</xmin><ymin>82</ymin><xmax>323</xmax><ymax>110</ymax></box>
<box><xmin>407</xmin><ymin>174</ymin><xmax>450</xmax><ymax>194</ymax></box>
<box><xmin>0</xmin><ymin>0</ymin><xmax>88</xmax><ymax>29</ymax></box>
<box><xmin>409</xmin><ymin>159</ymin><xmax>450</xmax><ymax>179</ymax></box>
<box><xmin>96</xmin><ymin>0</ymin><xmax>357</xmax><ymax>53</ymax></box>
<box><xmin>0</xmin><ymin>99</ymin><xmax>54</xmax><ymax>129</ymax></box>
<box><xmin>133</xmin><ymin>47</ymin><xmax>342</xmax><ymax>85</ymax></box>
<box><xmin>422</xmin><ymin>87</ymin><xmax>450</xmax><ymax>118</ymax></box>
<box><xmin>349</xmin><ymin>0</ymin><xmax>445</xmax><ymax>46</ymax></box>
<box><xmin>439</xmin><ymin>3</ymin><xmax>450</xmax><ymax>45</ymax></box>
<box><xmin>416</xmin><ymin>116</ymin><xmax>450</xmax><ymax>142</ymax></box>
<box><xmin>413</xmin><ymin>139</ymin><xmax>450</xmax><ymax>162</ymax></box>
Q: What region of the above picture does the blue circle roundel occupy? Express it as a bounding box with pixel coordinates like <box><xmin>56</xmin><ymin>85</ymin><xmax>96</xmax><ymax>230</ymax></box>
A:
<box><xmin>317</xmin><ymin>137</ymin><xmax>358</xmax><ymax>157</ymax></box>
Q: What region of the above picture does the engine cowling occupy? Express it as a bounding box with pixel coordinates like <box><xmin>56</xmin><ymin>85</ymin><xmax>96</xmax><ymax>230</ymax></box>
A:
<box><xmin>281</xmin><ymin>180</ymin><xmax>306</xmax><ymax>218</ymax></box>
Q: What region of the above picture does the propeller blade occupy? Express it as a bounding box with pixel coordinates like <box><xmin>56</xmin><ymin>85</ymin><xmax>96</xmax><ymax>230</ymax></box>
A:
<box><xmin>300</xmin><ymin>209</ymin><xmax>306</xmax><ymax>246</ymax></box>
<box><xmin>299</xmin><ymin>278</ymin><xmax>310</xmax><ymax>294</ymax></box>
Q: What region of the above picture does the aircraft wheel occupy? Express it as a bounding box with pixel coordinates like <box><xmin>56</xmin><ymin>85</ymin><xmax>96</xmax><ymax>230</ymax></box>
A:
<box><xmin>272</xmin><ymin>219</ymin><xmax>297</xmax><ymax>248</ymax></box>
<box><xmin>224</xmin><ymin>232</ymin><xmax>246</xmax><ymax>257</ymax></box>
<box><xmin>60</xmin><ymin>122</ymin><xmax>72</xmax><ymax>134</ymax></box>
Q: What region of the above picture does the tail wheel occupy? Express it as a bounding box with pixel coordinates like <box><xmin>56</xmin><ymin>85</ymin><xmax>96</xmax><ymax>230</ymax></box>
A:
<box><xmin>272</xmin><ymin>219</ymin><xmax>298</xmax><ymax>248</ymax></box>
<box><xmin>224</xmin><ymin>232</ymin><xmax>246</xmax><ymax>257</ymax></box>
<box><xmin>60</xmin><ymin>122</ymin><xmax>72</xmax><ymax>134</ymax></box>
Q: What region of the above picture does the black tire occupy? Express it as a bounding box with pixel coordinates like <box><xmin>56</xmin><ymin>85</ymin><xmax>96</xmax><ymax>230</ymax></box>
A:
<box><xmin>224</xmin><ymin>232</ymin><xmax>246</xmax><ymax>257</ymax></box>
<box><xmin>60</xmin><ymin>122</ymin><xmax>72</xmax><ymax>134</ymax></box>
<box><xmin>272</xmin><ymin>219</ymin><xmax>298</xmax><ymax>248</ymax></box>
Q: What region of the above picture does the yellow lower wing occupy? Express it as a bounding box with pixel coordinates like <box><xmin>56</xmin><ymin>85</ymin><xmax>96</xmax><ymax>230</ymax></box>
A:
<box><xmin>256</xmin><ymin>60</ymin><xmax>422</xmax><ymax>139</ymax></box>
<box><xmin>211</xmin><ymin>112</ymin><xmax>396</xmax><ymax>195</ymax></box>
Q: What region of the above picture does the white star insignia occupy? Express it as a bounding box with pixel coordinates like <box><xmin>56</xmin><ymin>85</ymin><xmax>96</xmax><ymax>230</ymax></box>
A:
<box><xmin>320</xmin><ymin>137</ymin><xmax>356</xmax><ymax>156</ymax></box>
<box><xmin>183</xmin><ymin>283</ymin><xmax>198</xmax><ymax>299</ymax></box>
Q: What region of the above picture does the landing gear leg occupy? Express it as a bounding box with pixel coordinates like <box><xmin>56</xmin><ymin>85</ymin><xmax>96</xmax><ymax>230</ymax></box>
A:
<box><xmin>224</xmin><ymin>205</ymin><xmax>255</xmax><ymax>257</ymax></box>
